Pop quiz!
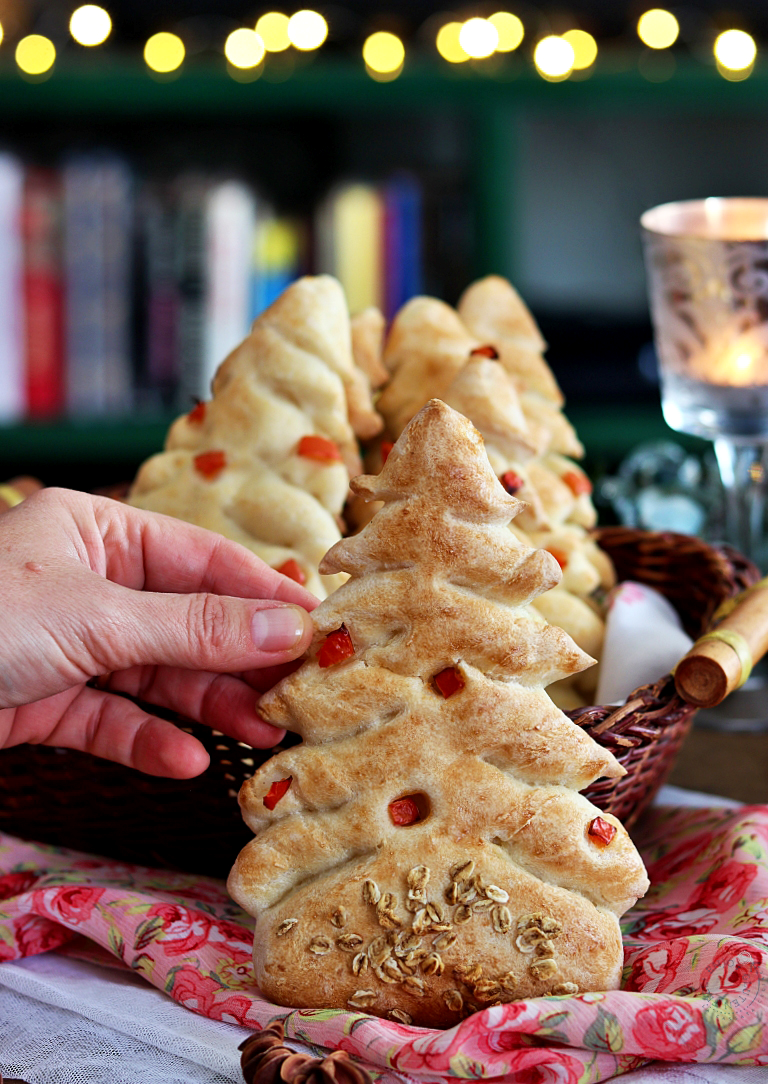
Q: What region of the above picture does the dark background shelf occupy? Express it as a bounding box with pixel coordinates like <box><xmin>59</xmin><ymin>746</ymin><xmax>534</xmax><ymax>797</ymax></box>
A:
<box><xmin>0</xmin><ymin>54</ymin><xmax>760</xmax><ymax>487</ymax></box>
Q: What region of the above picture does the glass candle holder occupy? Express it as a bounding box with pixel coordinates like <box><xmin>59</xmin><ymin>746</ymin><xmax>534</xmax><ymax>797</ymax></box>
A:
<box><xmin>641</xmin><ymin>198</ymin><xmax>768</xmax><ymax>569</ymax></box>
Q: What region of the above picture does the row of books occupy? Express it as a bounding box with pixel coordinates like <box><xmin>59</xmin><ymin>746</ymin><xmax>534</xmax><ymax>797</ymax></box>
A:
<box><xmin>0</xmin><ymin>152</ymin><xmax>424</xmax><ymax>421</ymax></box>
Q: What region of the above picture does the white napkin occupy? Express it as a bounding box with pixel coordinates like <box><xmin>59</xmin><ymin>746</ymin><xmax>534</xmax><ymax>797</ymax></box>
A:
<box><xmin>595</xmin><ymin>581</ymin><xmax>693</xmax><ymax>706</ymax></box>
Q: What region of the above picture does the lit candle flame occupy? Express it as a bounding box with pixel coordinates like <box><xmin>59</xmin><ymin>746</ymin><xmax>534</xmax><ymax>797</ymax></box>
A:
<box><xmin>735</xmin><ymin>352</ymin><xmax>754</xmax><ymax>373</ymax></box>
<box><xmin>691</xmin><ymin>327</ymin><xmax>768</xmax><ymax>386</ymax></box>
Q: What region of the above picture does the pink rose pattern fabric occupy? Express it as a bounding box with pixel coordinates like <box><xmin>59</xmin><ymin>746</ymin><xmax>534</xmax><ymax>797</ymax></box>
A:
<box><xmin>1</xmin><ymin>803</ymin><xmax>767</xmax><ymax>1082</ymax></box>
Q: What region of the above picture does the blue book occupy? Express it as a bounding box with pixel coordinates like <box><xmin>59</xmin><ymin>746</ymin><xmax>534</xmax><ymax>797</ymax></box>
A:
<box><xmin>383</xmin><ymin>174</ymin><xmax>423</xmax><ymax>321</ymax></box>
<box><xmin>249</xmin><ymin>213</ymin><xmax>304</xmax><ymax>320</ymax></box>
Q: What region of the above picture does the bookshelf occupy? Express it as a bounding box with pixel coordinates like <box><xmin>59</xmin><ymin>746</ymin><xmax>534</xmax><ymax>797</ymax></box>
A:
<box><xmin>6</xmin><ymin>55</ymin><xmax>768</xmax><ymax>271</ymax></box>
<box><xmin>0</xmin><ymin>54</ymin><xmax>758</xmax><ymax>483</ymax></box>
<box><xmin>4</xmin><ymin>54</ymin><xmax>766</xmax><ymax>278</ymax></box>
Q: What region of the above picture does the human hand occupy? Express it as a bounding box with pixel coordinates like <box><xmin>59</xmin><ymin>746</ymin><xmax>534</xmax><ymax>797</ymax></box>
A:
<box><xmin>0</xmin><ymin>487</ymin><xmax>318</xmax><ymax>777</ymax></box>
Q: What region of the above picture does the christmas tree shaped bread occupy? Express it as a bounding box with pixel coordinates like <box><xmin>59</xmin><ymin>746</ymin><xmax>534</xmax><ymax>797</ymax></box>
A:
<box><xmin>227</xmin><ymin>400</ymin><xmax>649</xmax><ymax>1029</ymax></box>
<box><xmin>351</xmin><ymin>307</ymin><xmax>388</xmax><ymax>392</ymax></box>
<box><xmin>374</xmin><ymin>295</ymin><xmax>610</xmax><ymax>703</ymax></box>
<box><xmin>343</xmin><ymin>307</ymin><xmax>390</xmax><ymax>534</ymax></box>
<box><xmin>457</xmin><ymin>277</ymin><xmax>610</xmax><ymax>556</ymax></box>
<box><xmin>441</xmin><ymin>359</ymin><xmax>606</xmax><ymax>686</ymax></box>
<box><xmin>376</xmin><ymin>297</ymin><xmax>550</xmax><ymax>528</ymax></box>
<box><xmin>457</xmin><ymin>274</ymin><xmax>583</xmax><ymax>460</ymax></box>
<box><xmin>129</xmin><ymin>276</ymin><xmax>381</xmax><ymax>599</ymax></box>
<box><xmin>376</xmin><ymin>291</ymin><xmax>596</xmax><ymax>542</ymax></box>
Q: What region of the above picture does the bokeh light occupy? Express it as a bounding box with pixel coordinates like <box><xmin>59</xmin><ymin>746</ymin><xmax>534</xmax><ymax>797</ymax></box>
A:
<box><xmin>563</xmin><ymin>29</ymin><xmax>597</xmax><ymax>70</ymax></box>
<box><xmin>459</xmin><ymin>17</ymin><xmax>499</xmax><ymax>59</ymax></box>
<box><xmin>144</xmin><ymin>31</ymin><xmax>185</xmax><ymax>73</ymax></box>
<box><xmin>489</xmin><ymin>12</ymin><xmax>524</xmax><ymax>52</ymax></box>
<box><xmin>16</xmin><ymin>34</ymin><xmax>56</xmax><ymax>75</ymax></box>
<box><xmin>363</xmin><ymin>31</ymin><xmax>404</xmax><ymax>79</ymax></box>
<box><xmin>70</xmin><ymin>5</ymin><xmax>112</xmax><ymax>46</ymax></box>
<box><xmin>256</xmin><ymin>12</ymin><xmax>291</xmax><ymax>52</ymax></box>
<box><xmin>637</xmin><ymin>9</ymin><xmax>679</xmax><ymax>50</ymax></box>
<box><xmin>287</xmin><ymin>10</ymin><xmax>328</xmax><ymax>51</ymax></box>
<box><xmin>533</xmin><ymin>35</ymin><xmax>575</xmax><ymax>80</ymax></box>
<box><xmin>436</xmin><ymin>22</ymin><xmax>469</xmax><ymax>63</ymax></box>
<box><xmin>714</xmin><ymin>29</ymin><xmax>757</xmax><ymax>72</ymax></box>
<box><xmin>225</xmin><ymin>28</ymin><xmax>265</xmax><ymax>68</ymax></box>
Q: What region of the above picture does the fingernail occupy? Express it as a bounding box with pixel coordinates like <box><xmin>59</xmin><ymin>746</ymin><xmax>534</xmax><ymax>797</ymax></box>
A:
<box><xmin>251</xmin><ymin>606</ymin><xmax>309</xmax><ymax>652</ymax></box>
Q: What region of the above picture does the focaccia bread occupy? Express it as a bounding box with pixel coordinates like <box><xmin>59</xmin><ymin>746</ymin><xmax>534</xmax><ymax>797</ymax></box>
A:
<box><xmin>129</xmin><ymin>276</ymin><xmax>381</xmax><ymax>598</ymax></box>
<box><xmin>228</xmin><ymin>400</ymin><xmax>649</xmax><ymax>1028</ymax></box>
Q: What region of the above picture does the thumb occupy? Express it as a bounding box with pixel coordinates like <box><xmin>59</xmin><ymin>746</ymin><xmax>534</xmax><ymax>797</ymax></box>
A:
<box><xmin>99</xmin><ymin>589</ymin><xmax>315</xmax><ymax>674</ymax></box>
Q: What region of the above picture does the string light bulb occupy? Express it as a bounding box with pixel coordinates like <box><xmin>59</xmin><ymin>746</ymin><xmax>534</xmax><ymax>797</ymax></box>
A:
<box><xmin>16</xmin><ymin>34</ymin><xmax>56</xmax><ymax>75</ymax></box>
<box><xmin>459</xmin><ymin>17</ymin><xmax>499</xmax><ymax>59</ymax></box>
<box><xmin>714</xmin><ymin>29</ymin><xmax>756</xmax><ymax>75</ymax></box>
<box><xmin>70</xmin><ymin>5</ymin><xmax>112</xmax><ymax>46</ymax></box>
<box><xmin>363</xmin><ymin>31</ymin><xmax>404</xmax><ymax>80</ymax></box>
<box><xmin>436</xmin><ymin>22</ymin><xmax>469</xmax><ymax>63</ymax></box>
<box><xmin>225</xmin><ymin>28</ymin><xmax>265</xmax><ymax>68</ymax></box>
<box><xmin>637</xmin><ymin>9</ymin><xmax>679</xmax><ymax>49</ymax></box>
<box><xmin>489</xmin><ymin>12</ymin><xmax>524</xmax><ymax>52</ymax></box>
<box><xmin>144</xmin><ymin>31</ymin><xmax>185</xmax><ymax>73</ymax></box>
<box><xmin>562</xmin><ymin>29</ymin><xmax>597</xmax><ymax>70</ymax></box>
<box><xmin>287</xmin><ymin>10</ymin><xmax>327</xmax><ymax>51</ymax></box>
<box><xmin>256</xmin><ymin>12</ymin><xmax>291</xmax><ymax>52</ymax></box>
<box><xmin>534</xmin><ymin>35</ymin><xmax>575</xmax><ymax>81</ymax></box>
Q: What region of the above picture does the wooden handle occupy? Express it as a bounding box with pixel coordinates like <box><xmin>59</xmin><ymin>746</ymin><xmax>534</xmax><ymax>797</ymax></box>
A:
<box><xmin>674</xmin><ymin>577</ymin><xmax>768</xmax><ymax>708</ymax></box>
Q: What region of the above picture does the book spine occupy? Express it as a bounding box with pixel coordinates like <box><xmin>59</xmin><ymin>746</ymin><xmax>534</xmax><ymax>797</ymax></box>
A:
<box><xmin>101</xmin><ymin>156</ymin><xmax>134</xmax><ymax>414</ymax></box>
<box><xmin>174</xmin><ymin>175</ymin><xmax>208</xmax><ymax>409</ymax></box>
<box><xmin>202</xmin><ymin>180</ymin><xmax>256</xmax><ymax>394</ymax></box>
<box><xmin>250</xmin><ymin>212</ymin><xmax>303</xmax><ymax>320</ymax></box>
<box><xmin>0</xmin><ymin>154</ymin><xmax>26</xmax><ymax>420</ymax></box>
<box><xmin>64</xmin><ymin>155</ymin><xmax>107</xmax><ymax>415</ymax></box>
<box><xmin>384</xmin><ymin>174</ymin><xmax>423</xmax><ymax>320</ymax></box>
<box><xmin>23</xmin><ymin>167</ymin><xmax>64</xmax><ymax>418</ymax></box>
<box><xmin>141</xmin><ymin>185</ymin><xmax>180</xmax><ymax>408</ymax></box>
<box><xmin>316</xmin><ymin>181</ymin><xmax>384</xmax><ymax>315</ymax></box>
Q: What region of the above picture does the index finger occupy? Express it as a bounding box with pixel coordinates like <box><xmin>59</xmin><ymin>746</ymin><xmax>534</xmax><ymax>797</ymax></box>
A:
<box><xmin>96</xmin><ymin>497</ymin><xmax>320</xmax><ymax>610</ymax></box>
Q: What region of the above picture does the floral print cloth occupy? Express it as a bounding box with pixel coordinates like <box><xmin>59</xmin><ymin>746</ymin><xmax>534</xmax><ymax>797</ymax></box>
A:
<box><xmin>0</xmin><ymin>803</ymin><xmax>767</xmax><ymax>1083</ymax></box>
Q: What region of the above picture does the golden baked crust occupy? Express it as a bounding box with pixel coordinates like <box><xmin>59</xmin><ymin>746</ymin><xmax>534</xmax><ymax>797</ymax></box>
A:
<box><xmin>228</xmin><ymin>401</ymin><xmax>649</xmax><ymax>1026</ymax></box>
<box><xmin>373</xmin><ymin>302</ymin><xmax>611</xmax><ymax>688</ymax></box>
<box><xmin>257</xmin><ymin>275</ymin><xmax>382</xmax><ymax>447</ymax></box>
<box><xmin>128</xmin><ymin>449</ymin><xmax>346</xmax><ymax>599</ymax></box>
<box><xmin>351</xmin><ymin>307</ymin><xmax>389</xmax><ymax>392</ymax></box>
<box><xmin>377</xmin><ymin>297</ymin><xmax>477</xmax><ymax>440</ymax></box>
<box><xmin>457</xmin><ymin>274</ymin><xmax>548</xmax><ymax>354</ymax></box>
<box><xmin>457</xmin><ymin>276</ymin><xmax>562</xmax><ymax>406</ymax></box>
<box><xmin>129</xmin><ymin>275</ymin><xmax>379</xmax><ymax>598</ymax></box>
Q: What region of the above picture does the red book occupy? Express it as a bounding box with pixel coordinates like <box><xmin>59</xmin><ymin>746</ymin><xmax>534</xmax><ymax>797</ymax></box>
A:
<box><xmin>23</xmin><ymin>168</ymin><xmax>64</xmax><ymax>418</ymax></box>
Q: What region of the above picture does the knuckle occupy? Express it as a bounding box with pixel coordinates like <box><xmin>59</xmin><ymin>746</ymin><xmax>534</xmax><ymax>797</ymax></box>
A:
<box><xmin>187</xmin><ymin>593</ymin><xmax>234</xmax><ymax>657</ymax></box>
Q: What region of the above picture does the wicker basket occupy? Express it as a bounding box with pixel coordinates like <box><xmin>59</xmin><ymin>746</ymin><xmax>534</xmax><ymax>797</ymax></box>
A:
<box><xmin>0</xmin><ymin>527</ymin><xmax>758</xmax><ymax>877</ymax></box>
<box><xmin>573</xmin><ymin>527</ymin><xmax>759</xmax><ymax>827</ymax></box>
